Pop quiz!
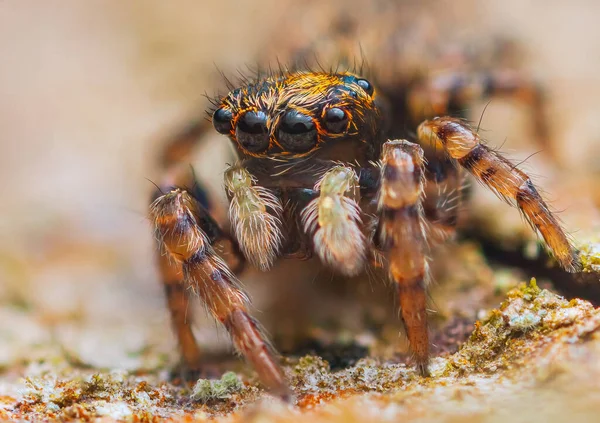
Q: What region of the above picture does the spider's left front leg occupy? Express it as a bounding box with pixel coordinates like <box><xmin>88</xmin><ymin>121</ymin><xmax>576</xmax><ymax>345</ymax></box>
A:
<box><xmin>376</xmin><ymin>140</ymin><xmax>430</xmax><ymax>376</ymax></box>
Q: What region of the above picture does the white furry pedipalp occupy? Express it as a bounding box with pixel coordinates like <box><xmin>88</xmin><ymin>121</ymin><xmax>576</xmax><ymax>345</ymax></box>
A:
<box><xmin>301</xmin><ymin>166</ymin><xmax>366</xmax><ymax>276</ymax></box>
<box><xmin>225</xmin><ymin>166</ymin><xmax>283</xmax><ymax>271</ymax></box>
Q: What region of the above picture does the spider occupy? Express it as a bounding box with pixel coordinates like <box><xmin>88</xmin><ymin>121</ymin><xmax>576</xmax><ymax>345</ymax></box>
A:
<box><xmin>149</xmin><ymin>64</ymin><xmax>581</xmax><ymax>400</ymax></box>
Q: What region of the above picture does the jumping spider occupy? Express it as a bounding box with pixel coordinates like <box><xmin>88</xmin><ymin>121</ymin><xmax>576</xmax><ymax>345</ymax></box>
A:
<box><xmin>149</xmin><ymin>49</ymin><xmax>581</xmax><ymax>401</ymax></box>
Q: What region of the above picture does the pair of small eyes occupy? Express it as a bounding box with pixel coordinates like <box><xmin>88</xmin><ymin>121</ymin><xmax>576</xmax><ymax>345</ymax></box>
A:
<box><xmin>213</xmin><ymin>106</ymin><xmax>349</xmax><ymax>153</ymax></box>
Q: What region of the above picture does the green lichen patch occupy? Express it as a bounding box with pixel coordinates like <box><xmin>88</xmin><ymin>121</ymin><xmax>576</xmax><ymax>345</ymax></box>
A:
<box><xmin>192</xmin><ymin>371</ymin><xmax>244</xmax><ymax>402</ymax></box>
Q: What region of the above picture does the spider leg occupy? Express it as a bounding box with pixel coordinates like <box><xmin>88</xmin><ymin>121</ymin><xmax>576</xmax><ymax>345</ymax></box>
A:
<box><xmin>376</xmin><ymin>140</ymin><xmax>430</xmax><ymax>376</ymax></box>
<box><xmin>152</xmin><ymin>181</ymin><xmax>244</xmax><ymax>376</ymax></box>
<box><xmin>405</xmin><ymin>70</ymin><xmax>548</xmax><ymax>238</ymax></box>
<box><xmin>151</xmin><ymin>170</ymin><xmax>208</xmax><ymax>379</ymax></box>
<box><xmin>417</xmin><ymin>117</ymin><xmax>581</xmax><ymax>272</ymax></box>
<box><xmin>150</xmin><ymin>189</ymin><xmax>289</xmax><ymax>398</ymax></box>
<box><xmin>152</xmin><ymin>134</ymin><xmax>247</xmax><ymax>374</ymax></box>
<box><xmin>301</xmin><ymin>165</ymin><xmax>366</xmax><ymax>276</ymax></box>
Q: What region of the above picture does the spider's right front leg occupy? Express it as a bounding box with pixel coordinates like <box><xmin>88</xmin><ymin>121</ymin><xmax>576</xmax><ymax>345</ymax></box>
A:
<box><xmin>150</xmin><ymin>184</ymin><xmax>289</xmax><ymax>399</ymax></box>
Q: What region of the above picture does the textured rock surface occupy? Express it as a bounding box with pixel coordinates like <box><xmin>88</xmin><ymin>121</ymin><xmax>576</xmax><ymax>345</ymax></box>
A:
<box><xmin>2</xmin><ymin>281</ymin><xmax>600</xmax><ymax>422</ymax></box>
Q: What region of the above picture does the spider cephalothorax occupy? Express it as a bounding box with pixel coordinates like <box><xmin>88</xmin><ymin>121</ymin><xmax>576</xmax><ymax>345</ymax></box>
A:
<box><xmin>150</xmin><ymin>66</ymin><xmax>581</xmax><ymax>401</ymax></box>
<box><xmin>211</xmin><ymin>72</ymin><xmax>382</xmax><ymax>159</ymax></box>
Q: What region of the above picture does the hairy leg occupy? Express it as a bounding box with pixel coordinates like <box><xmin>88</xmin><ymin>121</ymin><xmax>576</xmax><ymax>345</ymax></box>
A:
<box><xmin>151</xmin><ymin>160</ymin><xmax>246</xmax><ymax>371</ymax></box>
<box><xmin>376</xmin><ymin>140</ymin><xmax>430</xmax><ymax>376</ymax></box>
<box><xmin>150</xmin><ymin>189</ymin><xmax>289</xmax><ymax>398</ymax></box>
<box><xmin>151</xmin><ymin>166</ymin><xmax>207</xmax><ymax>377</ymax></box>
<box><xmin>417</xmin><ymin>117</ymin><xmax>581</xmax><ymax>272</ymax></box>
<box><xmin>405</xmin><ymin>70</ymin><xmax>547</xmax><ymax>239</ymax></box>
<box><xmin>301</xmin><ymin>165</ymin><xmax>366</xmax><ymax>276</ymax></box>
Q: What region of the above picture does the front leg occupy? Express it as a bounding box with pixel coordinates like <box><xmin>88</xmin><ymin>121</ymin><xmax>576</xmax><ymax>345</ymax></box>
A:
<box><xmin>150</xmin><ymin>189</ymin><xmax>290</xmax><ymax>399</ymax></box>
<box><xmin>418</xmin><ymin>117</ymin><xmax>581</xmax><ymax>272</ymax></box>
<box><xmin>377</xmin><ymin>140</ymin><xmax>430</xmax><ymax>376</ymax></box>
<box><xmin>151</xmin><ymin>167</ymin><xmax>244</xmax><ymax>380</ymax></box>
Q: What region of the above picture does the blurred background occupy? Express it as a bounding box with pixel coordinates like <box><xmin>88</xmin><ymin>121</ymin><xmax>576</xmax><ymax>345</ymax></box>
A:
<box><xmin>1</xmin><ymin>0</ymin><xmax>600</xmax><ymax>383</ymax></box>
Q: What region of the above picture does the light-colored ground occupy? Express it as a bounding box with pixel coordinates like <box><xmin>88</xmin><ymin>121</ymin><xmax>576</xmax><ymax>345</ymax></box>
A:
<box><xmin>1</xmin><ymin>1</ymin><xmax>600</xmax><ymax>421</ymax></box>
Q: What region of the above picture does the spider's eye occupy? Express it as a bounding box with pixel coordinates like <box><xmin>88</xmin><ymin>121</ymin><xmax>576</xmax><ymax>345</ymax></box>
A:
<box><xmin>236</xmin><ymin>110</ymin><xmax>270</xmax><ymax>153</ymax></box>
<box><xmin>323</xmin><ymin>107</ymin><xmax>348</xmax><ymax>133</ymax></box>
<box><xmin>212</xmin><ymin>107</ymin><xmax>233</xmax><ymax>134</ymax></box>
<box><xmin>356</xmin><ymin>78</ymin><xmax>374</xmax><ymax>96</ymax></box>
<box><xmin>278</xmin><ymin>110</ymin><xmax>318</xmax><ymax>153</ymax></box>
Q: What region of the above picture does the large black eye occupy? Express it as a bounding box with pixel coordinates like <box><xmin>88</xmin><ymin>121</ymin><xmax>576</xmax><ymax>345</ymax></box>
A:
<box><xmin>323</xmin><ymin>107</ymin><xmax>348</xmax><ymax>133</ymax></box>
<box><xmin>212</xmin><ymin>107</ymin><xmax>233</xmax><ymax>134</ymax></box>
<box><xmin>278</xmin><ymin>110</ymin><xmax>318</xmax><ymax>153</ymax></box>
<box><xmin>356</xmin><ymin>78</ymin><xmax>374</xmax><ymax>96</ymax></box>
<box><xmin>236</xmin><ymin>110</ymin><xmax>270</xmax><ymax>153</ymax></box>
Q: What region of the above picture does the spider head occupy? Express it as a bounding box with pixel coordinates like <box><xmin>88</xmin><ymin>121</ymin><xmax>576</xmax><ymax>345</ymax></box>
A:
<box><xmin>211</xmin><ymin>71</ymin><xmax>383</xmax><ymax>158</ymax></box>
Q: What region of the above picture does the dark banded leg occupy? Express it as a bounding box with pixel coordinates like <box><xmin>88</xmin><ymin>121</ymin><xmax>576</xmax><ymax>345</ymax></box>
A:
<box><xmin>407</xmin><ymin>70</ymin><xmax>548</xmax><ymax>147</ymax></box>
<box><xmin>151</xmin><ymin>165</ymin><xmax>244</xmax><ymax>379</ymax></box>
<box><xmin>406</xmin><ymin>70</ymin><xmax>546</xmax><ymax>238</ymax></box>
<box><xmin>417</xmin><ymin>117</ymin><xmax>581</xmax><ymax>273</ymax></box>
<box><xmin>152</xmin><ymin>170</ymin><xmax>206</xmax><ymax>378</ymax></box>
<box><xmin>150</xmin><ymin>189</ymin><xmax>290</xmax><ymax>399</ymax></box>
<box><xmin>376</xmin><ymin>140</ymin><xmax>430</xmax><ymax>376</ymax></box>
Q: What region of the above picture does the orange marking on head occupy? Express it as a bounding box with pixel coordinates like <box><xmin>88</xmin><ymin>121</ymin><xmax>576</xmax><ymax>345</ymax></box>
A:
<box><xmin>212</xmin><ymin>71</ymin><xmax>381</xmax><ymax>158</ymax></box>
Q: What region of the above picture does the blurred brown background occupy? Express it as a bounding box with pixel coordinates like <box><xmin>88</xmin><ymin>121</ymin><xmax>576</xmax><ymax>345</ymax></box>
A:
<box><xmin>1</xmin><ymin>0</ymin><xmax>599</xmax><ymax>378</ymax></box>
